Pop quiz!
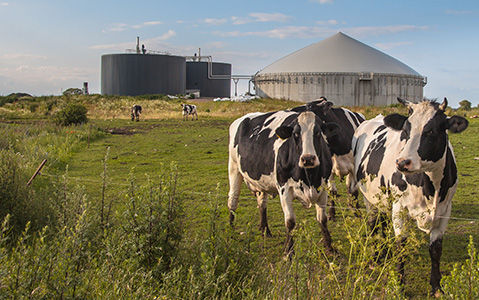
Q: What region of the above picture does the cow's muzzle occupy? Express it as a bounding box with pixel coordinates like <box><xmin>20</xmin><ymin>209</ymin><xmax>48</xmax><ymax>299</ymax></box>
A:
<box><xmin>396</xmin><ymin>158</ymin><xmax>412</xmax><ymax>172</ymax></box>
<box><xmin>300</xmin><ymin>155</ymin><xmax>318</xmax><ymax>168</ymax></box>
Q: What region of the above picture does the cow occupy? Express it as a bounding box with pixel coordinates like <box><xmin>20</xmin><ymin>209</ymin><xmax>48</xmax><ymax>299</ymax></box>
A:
<box><xmin>352</xmin><ymin>97</ymin><xmax>468</xmax><ymax>294</ymax></box>
<box><xmin>181</xmin><ymin>104</ymin><xmax>198</xmax><ymax>121</ymax></box>
<box><xmin>131</xmin><ymin>104</ymin><xmax>142</xmax><ymax>122</ymax></box>
<box><xmin>291</xmin><ymin>97</ymin><xmax>365</xmax><ymax>220</ymax></box>
<box><xmin>228</xmin><ymin>109</ymin><xmax>341</xmax><ymax>256</ymax></box>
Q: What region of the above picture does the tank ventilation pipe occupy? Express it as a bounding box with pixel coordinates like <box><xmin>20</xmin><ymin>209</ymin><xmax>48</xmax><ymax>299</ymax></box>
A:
<box><xmin>136</xmin><ymin>37</ymin><xmax>140</xmax><ymax>54</ymax></box>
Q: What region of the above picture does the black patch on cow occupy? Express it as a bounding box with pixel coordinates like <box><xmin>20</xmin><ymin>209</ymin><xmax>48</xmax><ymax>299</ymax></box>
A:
<box><xmin>405</xmin><ymin>173</ymin><xmax>435</xmax><ymax>199</ymax></box>
<box><xmin>373</xmin><ymin>125</ymin><xmax>386</xmax><ymax>135</ymax></box>
<box><xmin>438</xmin><ymin>146</ymin><xmax>457</xmax><ymax>203</ymax></box>
<box><xmin>264</xmin><ymin>117</ymin><xmax>275</xmax><ymax>127</ymax></box>
<box><xmin>291</xmin><ymin>102</ymin><xmax>364</xmax><ymax>156</ymax></box>
<box><xmin>380</xmin><ymin>175</ymin><xmax>386</xmax><ymax>188</ymax></box>
<box><xmin>391</xmin><ymin>172</ymin><xmax>407</xmax><ymax>191</ymax></box>
<box><xmin>234</xmin><ymin>112</ymin><xmax>277</xmax><ymax>180</ymax></box>
<box><xmin>275</xmin><ymin>115</ymin><xmax>332</xmax><ymax>189</ymax></box>
<box><xmin>400</xmin><ymin>120</ymin><xmax>411</xmax><ymax>141</ymax></box>
<box><xmin>363</xmin><ymin>132</ymin><xmax>387</xmax><ymax>176</ymax></box>
<box><xmin>418</xmin><ymin>111</ymin><xmax>448</xmax><ymax>163</ymax></box>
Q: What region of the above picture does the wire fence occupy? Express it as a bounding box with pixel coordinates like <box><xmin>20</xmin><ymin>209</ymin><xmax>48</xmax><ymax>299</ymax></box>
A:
<box><xmin>40</xmin><ymin>172</ymin><xmax>479</xmax><ymax>223</ymax></box>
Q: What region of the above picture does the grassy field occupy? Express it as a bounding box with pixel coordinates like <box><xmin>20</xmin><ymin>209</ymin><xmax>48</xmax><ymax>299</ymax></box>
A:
<box><xmin>1</xmin><ymin>95</ymin><xmax>478</xmax><ymax>299</ymax></box>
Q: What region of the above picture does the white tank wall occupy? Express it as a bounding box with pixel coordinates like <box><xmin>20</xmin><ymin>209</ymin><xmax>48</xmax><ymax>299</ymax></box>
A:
<box><xmin>254</xmin><ymin>72</ymin><xmax>425</xmax><ymax>106</ymax></box>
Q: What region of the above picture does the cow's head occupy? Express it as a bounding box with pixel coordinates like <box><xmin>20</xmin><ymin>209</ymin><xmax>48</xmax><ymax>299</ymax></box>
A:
<box><xmin>384</xmin><ymin>97</ymin><xmax>468</xmax><ymax>173</ymax></box>
<box><xmin>276</xmin><ymin>111</ymin><xmax>340</xmax><ymax>168</ymax></box>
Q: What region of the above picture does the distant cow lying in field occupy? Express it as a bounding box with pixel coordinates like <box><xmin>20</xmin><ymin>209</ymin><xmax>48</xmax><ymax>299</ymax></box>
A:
<box><xmin>131</xmin><ymin>105</ymin><xmax>142</xmax><ymax>121</ymax></box>
<box><xmin>181</xmin><ymin>104</ymin><xmax>198</xmax><ymax>121</ymax></box>
<box><xmin>353</xmin><ymin>97</ymin><xmax>468</xmax><ymax>295</ymax></box>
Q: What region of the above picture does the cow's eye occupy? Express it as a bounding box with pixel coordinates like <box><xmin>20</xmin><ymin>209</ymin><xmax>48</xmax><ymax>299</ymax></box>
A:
<box><xmin>425</xmin><ymin>130</ymin><xmax>434</xmax><ymax>136</ymax></box>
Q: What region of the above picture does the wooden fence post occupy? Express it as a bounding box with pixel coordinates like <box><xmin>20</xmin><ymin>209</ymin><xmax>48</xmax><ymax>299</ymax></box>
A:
<box><xmin>27</xmin><ymin>159</ymin><xmax>47</xmax><ymax>187</ymax></box>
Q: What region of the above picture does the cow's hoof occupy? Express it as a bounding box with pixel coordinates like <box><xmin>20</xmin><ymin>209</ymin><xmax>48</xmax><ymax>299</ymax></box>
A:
<box><xmin>431</xmin><ymin>287</ymin><xmax>443</xmax><ymax>298</ymax></box>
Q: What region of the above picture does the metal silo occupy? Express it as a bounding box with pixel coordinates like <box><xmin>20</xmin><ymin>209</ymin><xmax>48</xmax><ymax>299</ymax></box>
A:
<box><xmin>254</xmin><ymin>32</ymin><xmax>426</xmax><ymax>106</ymax></box>
<box><xmin>101</xmin><ymin>53</ymin><xmax>186</xmax><ymax>96</ymax></box>
<box><xmin>186</xmin><ymin>60</ymin><xmax>231</xmax><ymax>97</ymax></box>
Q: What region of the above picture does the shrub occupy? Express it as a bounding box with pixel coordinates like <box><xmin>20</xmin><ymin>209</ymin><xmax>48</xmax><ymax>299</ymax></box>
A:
<box><xmin>459</xmin><ymin>99</ymin><xmax>472</xmax><ymax>110</ymax></box>
<box><xmin>442</xmin><ymin>236</ymin><xmax>479</xmax><ymax>299</ymax></box>
<box><xmin>53</xmin><ymin>102</ymin><xmax>88</xmax><ymax>126</ymax></box>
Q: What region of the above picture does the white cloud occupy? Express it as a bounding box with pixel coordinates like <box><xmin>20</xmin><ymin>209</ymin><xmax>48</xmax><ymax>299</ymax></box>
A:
<box><xmin>0</xmin><ymin>2</ymin><xmax>8</xmax><ymax>6</ymax></box>
<box><xmin>232</xmin><ymin>12</ymin><xmax>292</xmax><ymax>25</ymax></box>
<box><xmin>90</xmin><ymin>31</ymin><xmax>176</xmax><ymax>50</ymax></box>
<box><xmin>103</xmin><ymin>21</ymin><xmax>162</xmax><ymax>32</ymax></box>
<box><xmin>214</xmin><ymin>24</ymin><xmax>430</xmax><ymax>40</ymax></box>
<box><xmin>131</xmin><ymin>21</ymin><xmax>162</xmax><ymax>29</ymax></box>
<box><xmin>1</xmin><ymin>53</ymin><xmax>47</xmax><ymax>61</ymax></box>
<box><xmin>309</xmin><ymin>0</ymin><xmax>334</xmax><ymax>4</ymax></box>
<box><xmin>375</xmin><ymin>41</ymin><xmax>413</xmax><ymax>50</ymax></box>
<box><xmin>317</xmin><ymin>19</ymin><xmax>339</xmax><ymax>26</ymax></box>
<box><xmin>203</xmin><ymin>18</ymin><xmax>227</xmax><ymax>25</ymax></box>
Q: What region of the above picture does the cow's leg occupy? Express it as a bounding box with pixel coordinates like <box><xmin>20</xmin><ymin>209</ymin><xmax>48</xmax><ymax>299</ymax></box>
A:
<box><xmin>428</xmin><ymin>209</ymin><xmax>449</xmax><ymax>296</ymax></box>
<box><xmin>195</xmin><ymin>112</ymin><xmax>198</xmax><ymax>120</ymax></box>
<box><xmin>227</xmin><ymin>159</ymin><xmax>243</xmax><ymax>226</ymax></box>
<box><xmin>346</xmin><ymin>173</ymin><xmax>361</xmax><ymax>217</ymax></box>
<box><xmin>279</xmin><ymin>188</ymin><xmax>296</xmax><ymax>258</ymax></box>
<box><xmin>327</xmin><ymin>173</ymin><xmax>337</xmax><ymax>221</ymax></box>
<box><xmin>429</xmin><ymin>237</ymin><xmax>443</xmax><ymax>296</ymax></box>
<box><xmin>315</xmin><ymin>190</ymin><xmax>335</xmax><ymax>255</ymax></box>
<box><xmin>256</xmin><ymin>192</ymin><xmax>272</xmax><ymax>237</ymax></box>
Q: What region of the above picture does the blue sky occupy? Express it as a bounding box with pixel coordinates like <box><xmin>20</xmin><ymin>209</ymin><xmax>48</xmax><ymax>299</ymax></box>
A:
<box><xmin>0</xmin><ymin>0</ymin><xmax>478</xmax><ymax>107</ymax></box>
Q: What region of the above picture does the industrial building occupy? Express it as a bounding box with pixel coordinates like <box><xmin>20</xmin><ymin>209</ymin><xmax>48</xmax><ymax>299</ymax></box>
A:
<box><xmin>101</xmin><ymin>43</ymin><xmax>232</xmax><ymax>97</ymax></box>
<box><xmin>253</xmin><ymin>32</ymin><xmax>426</xmax><ymax>106</ymax></box>
<box><xmin>101</xmin><ymin>53</ymin><xmax>186</xmax><ymax>96</ymax></box>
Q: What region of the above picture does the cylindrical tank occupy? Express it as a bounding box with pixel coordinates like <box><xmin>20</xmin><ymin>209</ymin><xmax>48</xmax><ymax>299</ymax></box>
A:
<box><xmin>186</xmin><ymin>61</ymin><xmax>231</xmax><ymax>97</ymax></box>
<box><xmin>101</xmin><ymin>54</ymin><xmax>186</xmax><ymax>96</ymax></box>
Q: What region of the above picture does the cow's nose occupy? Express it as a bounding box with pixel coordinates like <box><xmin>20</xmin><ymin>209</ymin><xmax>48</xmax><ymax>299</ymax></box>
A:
<box><xmin>396</xmin><ymin>158</ymin><xmax>411</xmax><ymax>171</ymax></box>
<box><xmin>301</xmin><ymin>155</ymin><xmax>317</xmax><ymax>167</ymax></box>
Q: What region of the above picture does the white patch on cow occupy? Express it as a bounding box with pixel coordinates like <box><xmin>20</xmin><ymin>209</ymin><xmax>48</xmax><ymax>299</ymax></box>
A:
<box><xmin>398</xmin><ymin>102</ymin><xmax>438</xmax><ymax>173</ymax></box>
<box><xmin>298</xmin><ymin>112</ymin><xmax>319</xmax><ymax>168</ymax></box>
<box><xmin>343</xmin><ymin>108</ymin><xmax>365</xmax><ymax>128</ymax></box>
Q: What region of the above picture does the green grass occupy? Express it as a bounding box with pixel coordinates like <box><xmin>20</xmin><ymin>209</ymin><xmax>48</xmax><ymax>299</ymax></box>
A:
<box><xmin>49</xmin><ymin>103</ymin><xmax>478</xmax><ymax>296</ymax></box>
<box><xmin>1</xmin><ymin>95</ymin><xmax>479</xmax><ymax>298</ymax></box>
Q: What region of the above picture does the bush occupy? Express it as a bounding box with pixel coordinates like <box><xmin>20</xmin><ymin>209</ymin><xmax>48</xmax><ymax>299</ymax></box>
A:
<box><xmin>459</xmin><ymin>99</ymin><xmax>472</xmax><ymax>110</ymax></box>
<box><xmin>442</xmin><ymin>236</ymin><xmax>479</xmax><ymax>299</ymax></box>
<box><xmin>53</xmin><ymin>103</ymin><xmax>88</xmax><ymax>126</ymax></box>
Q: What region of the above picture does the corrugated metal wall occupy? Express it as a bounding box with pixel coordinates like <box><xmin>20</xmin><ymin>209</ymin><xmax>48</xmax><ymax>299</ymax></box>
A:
<box><xmin>186</xmin><ymin>62</ymin><xmax>231</xmax><ymax>97</ymax></box>
<box><xmin>101</xmin><ymin>54</ymin><xmax>186</xmax><ymax>96</ymax></box>
<box><xmin>254</xmin><ymin>72</ymin><xmax>425</xmax><ymax>106</ymax></box>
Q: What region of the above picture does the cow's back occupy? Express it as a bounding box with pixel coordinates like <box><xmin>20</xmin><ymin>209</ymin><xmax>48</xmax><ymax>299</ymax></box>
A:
<box><xmin>229</xmin><ymin>111</ymin><xmax>297</xmax><ymax>193</ymax></box>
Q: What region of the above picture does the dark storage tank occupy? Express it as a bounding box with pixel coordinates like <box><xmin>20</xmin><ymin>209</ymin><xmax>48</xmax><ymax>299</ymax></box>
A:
<box><xmin>101</xmin><ymin>54</ymin><xmax>186</xmax><ymax>96</ymax></box>
<box><xmin>186</xmin><ymin>61</ymin><xmax>231</xmax><ymax>97</ymax></box>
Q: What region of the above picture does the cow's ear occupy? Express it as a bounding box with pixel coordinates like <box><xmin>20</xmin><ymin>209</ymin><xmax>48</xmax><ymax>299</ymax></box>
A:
<box><xmin>276</xmin><ymin>126</ymin><xmax>293</xmax><ymax>140</ymax></box>
<box><xmin>321</xmin><ymin>122</ymin><xmax>341</xmax><ymax>137</ymax></box>
<box><xmin>318</xmin><ymin>101</ymin><xmax>333</xmax><ymax>114</ymax></box>
<box><xmin>447</xmin><ymin>116</ymin><xmax>469</xmax><ymax>133</ymax></box>
<box><xmin>384</xmin><ymin>113</ymin><xmax>407</xmax><ymax>130</ymax></box>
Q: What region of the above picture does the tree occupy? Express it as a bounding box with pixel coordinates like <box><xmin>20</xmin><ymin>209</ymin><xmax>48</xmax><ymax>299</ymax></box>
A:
<box><xmin>459</xmin><ymin>99</ymin><xmax>472</xmax><ymax>110</ymax></box>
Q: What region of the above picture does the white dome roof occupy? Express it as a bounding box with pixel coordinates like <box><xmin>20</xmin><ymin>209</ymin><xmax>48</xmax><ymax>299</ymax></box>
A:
<box><xmin>258</xmin><ymin>32</ymin><xmax>421</xmax><ymax>76</ymax></box>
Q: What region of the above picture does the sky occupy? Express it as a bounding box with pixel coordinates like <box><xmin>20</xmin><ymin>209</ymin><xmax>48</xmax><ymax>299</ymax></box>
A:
<box><xmin>1</xmin><ymin>0</ymin><xmax>478</xmax><ymax>108</ymax></box>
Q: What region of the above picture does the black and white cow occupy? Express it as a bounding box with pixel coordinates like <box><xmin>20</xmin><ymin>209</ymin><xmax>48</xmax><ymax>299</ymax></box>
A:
<box><xmin>131</xmin><ymin>104</ymin><xmax>142</xmax><ymax>122</ymax></box>
<box><xmin>352</xmin><ymin>97</ymin><xmax>468</xmax><ymax>294</ymax></box>
<box><xmin>228</xmin><ymin>109</ymin><xmax>340</xmax><ymax>255</ymax></box>
<box><xmin>291</xmin><ymin>97</ymin><xmax>365</xmax><ymax>220</ymax></box>
<box><xmin>181</xmin><ymin>104</ymin><xmax>198</xmax><ymax>121</ymax></box>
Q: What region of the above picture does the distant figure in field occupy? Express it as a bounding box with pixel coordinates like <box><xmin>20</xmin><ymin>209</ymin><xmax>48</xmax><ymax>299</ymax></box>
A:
<box><xmin>131</xmin><ymin>105</ymin><xmax>142</xmax><ymax>121</ymax></box>
<box><xmin>181</xmin><ymin>104</ymin><xmax>198</xmax><ymax>121</ymax></box>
